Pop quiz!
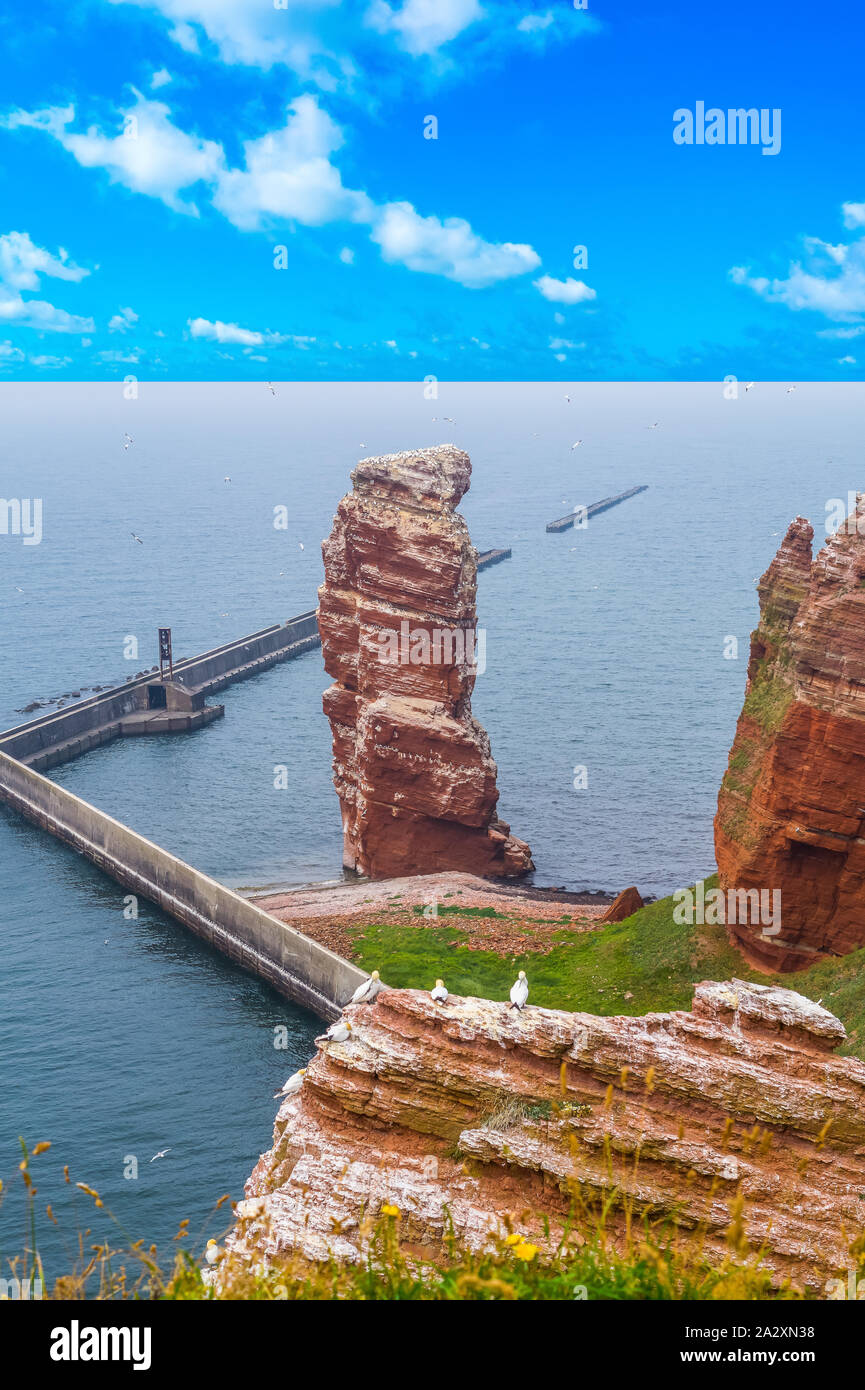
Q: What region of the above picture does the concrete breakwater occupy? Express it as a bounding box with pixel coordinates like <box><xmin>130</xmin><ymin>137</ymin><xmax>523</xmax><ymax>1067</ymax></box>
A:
<box><xmin>546</xmin><ymin>486</ymin><xmax>649</xmax><ymax>533</ymax></box>
<box><xmin>0</xmin><ymin>749</ymin><xmax>365</xmax><ymax>1020</ymax></box>
<box><xmin>0</xmin><ymin>612</ymin><xmax>320</xmax><ymax>772</ymax></box>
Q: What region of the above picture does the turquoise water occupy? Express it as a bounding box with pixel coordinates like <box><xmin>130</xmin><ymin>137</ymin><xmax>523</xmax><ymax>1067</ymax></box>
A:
<box><xmin>1</xmin><ymin>381</ymin><xmax>863</xmax><ymax>1277</ymax></box>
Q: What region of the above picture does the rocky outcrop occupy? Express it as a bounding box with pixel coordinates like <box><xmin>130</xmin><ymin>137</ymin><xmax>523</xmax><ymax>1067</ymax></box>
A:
<box><xmin>599</xmin><ymin>885</ymin><xmax>643</xmax><ymax>922</ymax></box>
<box><xmin>317</xmin><ymin>446</ymin><xmax>533</xmax><ymax>879</ymax></box>
<box><xmin>716</xmin><ymin>503</ymin><xmax>865</xmax><ymax>970</ymax></box>
<box><xmin>230</xmin><ymin>981</ymin><xmax>865</xmax><ymax>1290</ymax></box>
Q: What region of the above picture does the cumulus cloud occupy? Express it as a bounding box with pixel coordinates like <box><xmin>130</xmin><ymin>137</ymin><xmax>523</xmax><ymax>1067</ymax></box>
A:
<box><xmin>4</xmin><ymin>94</ymin><xmax>541</xmax><ymax>290</ymax></box>
<box><xmin>534</xmin><ymin>274</ymin><xmax>596</xmax><ymax>305</ymax></box>
<box><xmin>366</xmin><ymin>0</ymin><xmax>482</xmax><ymax>55</ymax></box>
<box><xmin>0</xmin><ymin>340</ymin><xmax>25</xmax><ymax>361</ymax></box>
<box><xmin>370</xmin><ymin>201</ymin><xmax>539</xmax><ymax>287</ymax></box>
<box><xmin>517</xmin><ymin>11</ymin><xmax>554</xmax><ymax>32</ymax></box>
<box><xmin>212</xmin><ymin>95</ymin><xmax>372</xmax><ymax>229</ymax></box>
<box><xmin>187</xmin><ymin>316</ymin><xmax>278</xmax><ymax>345</ymax></box>
<box><xmin>2</xmin><ymin>95</ymin><xmax>225</xmax><ymax>214</ymax></box>
<box><xmin>109</xmin><ymin>306</ymin><xmax>139</xmax><ymax>332</ymax></box>
<box><xmin>0</xmin><ymin>230</ymin><xmax>94</xmax><ymax>333</ymax></box>
<box><xmin>150</xmin><ymin>67</ymin><xmax>173</xmax><ymax>88</ymax></box>
<box><xmin>730</xmin><ymin>205</ymin><xmax>865</xmax><ymax>321</ymax></box>
<box><xmin>107</xmin><ymin>0</ymin><xmax>351</xmax><ymax>82</ymax></box>
<box><xmin>842</xmin><ymin>202</ymin><xmax>865</xmax><ymax>230</ymax></box>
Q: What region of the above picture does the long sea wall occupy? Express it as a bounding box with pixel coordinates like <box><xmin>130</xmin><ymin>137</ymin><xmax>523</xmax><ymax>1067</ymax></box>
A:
<box><xmin>0</xmin><ymin>749</ymin><xmax>365</xmax><ymax>1021</ymax></box>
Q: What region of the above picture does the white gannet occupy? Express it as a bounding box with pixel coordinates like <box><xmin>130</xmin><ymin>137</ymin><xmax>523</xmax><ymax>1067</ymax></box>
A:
<box><xmin>224</xmin><ymin>475</ymin><xmax>231</xmax><ymax>483</ymax></box>
<box><xmin>123</xmin><ymin>433</ymin><xmax>133</xmax><ymax>450</ymax></box>
<box><xmin>509</xmin><ymin>971</ymin><xmax>529</xmax><ymax>1011</ymax></box>
<box><xmin>299</xmin><ymin>542</ymin><xmax>304</xmax><ymax>550</ymax></box>
<box><xmin>564</xmin><ymin>394</ymin><xmax>571</xmax><ymax>402</ymax></box>
<box><xmin>204</xmin><ymin>1240</ymin><xmax>221</xmax><ymax>1265</ymax></box>
<box><xmin>571</xmin><ymin>440</ymin><xmax>582</xmax><ymax>449</ymax></box>
<box><xmin>273</xmin><ymin>1067</ymin><xmax>307</xmax><ymax>1100</ymax></box>
<box><xmin>130</xmin><ymin>532</ymin><xmax>144</xmax><ymax>544</ymax></box>
<box><xmin>317</xmin><ymin>1019</ymin><xmax>352</xmax><ymax>1045</ymax></box>
<box><xmin>267</xmin><ymin>382</ymin><xmax>277</xmax><ymax>395</ymax></box>
<box><xmin>150</xmin><ymin>1147</ymin><xmax>171</xmax><ymax>1162</ymax></box>
<box><xmin>647</xmin><ymin>421</ymin><xmax>660</xmax><ymax>429</ymax></box>
<box><xmin>786</xmin><ymin>385</ymin><xmax>797</xmax><ymax>393</ymax></box>
<box><xmin>431</xmin><ymin>979</ymin><xmax>449</xmax><ymax>1004</ymax></box>
<box><xmin>745</xmin><ymin>382</ymin><xmax>755</xmax><ymax>392</ymax></box>
<box><xmin>350</xmin><ymin>969</ymin><xmax>382</xmax><ymax>1005</ymax></box>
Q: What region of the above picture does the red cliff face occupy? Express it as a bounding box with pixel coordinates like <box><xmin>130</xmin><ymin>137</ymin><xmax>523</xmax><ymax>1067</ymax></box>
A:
<box><xmin>318</xmin><ymin>446</ymin><xmax>533</xmax><ymax>880</ymax></box>
<box><xmin>227</xmin><ymin>982</ymin><xmax>865</xmax><ymax>1290</ymax></box>
<box><xmin>715</xmin><ymin>502</ymin><xmax>865</xmax><ymax>970</ymax></box>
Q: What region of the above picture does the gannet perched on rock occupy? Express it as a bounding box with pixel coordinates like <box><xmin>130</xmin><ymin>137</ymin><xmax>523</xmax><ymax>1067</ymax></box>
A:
<box><xmin>273</xmin><ymin>1067</ymin><xmax>306</xmax><ymax>1100</ymax></box>
<box><xmin>431</xmin><ymin>979</ymin><xmax>449</xmax><ymax>1004</ymax></box>
<box><xmin>316</xmin><ymin>1019</ymin><xmax>352</xmax><ymax>1045</ymax></box>
<box><xmin>349</xmin><ymin>970</ymin><xmax>382</xmax><ymax>1005</ymax></box>
<box><xmin>204</xmin><ymin>1240</ymin><xmax>222</xmax><ymax>1266</ymax></box>
<box><xmin>509</xmin><ymin>971</ymin><xmax>529</xmax><ymax>1011</ymax></box>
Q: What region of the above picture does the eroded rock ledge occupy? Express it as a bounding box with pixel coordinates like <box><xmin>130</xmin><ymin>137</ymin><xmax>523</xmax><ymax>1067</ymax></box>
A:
<box><xmin>317</xmin><ymin>445</ymin><xmax>533</xmax><ymax>879</ymax></box>
<box><xmin>231</xmin><ymin>981</ymin><xmax>865</xmax><ymax>1289</ymax></box>
<box><xmin>716</xmin><ymin>502</ymin><xmax>865</xmax><ymax>970</ymax></box>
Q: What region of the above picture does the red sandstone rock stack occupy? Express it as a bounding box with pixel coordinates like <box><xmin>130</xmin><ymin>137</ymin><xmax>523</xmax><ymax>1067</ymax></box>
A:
<box><xmin>716</xmin><ymin>502</ymin><xmax>865</xmax><ymax>969</ymax></box>
<box><xmin>317</xmin><ymin>445</ymin><xmax>533</xmax><ymax>880</ymax></box>
<box><xmin>226</xmin><ymin>982</ymin><xmax>865</xmax><ymax>1289</ymax></box>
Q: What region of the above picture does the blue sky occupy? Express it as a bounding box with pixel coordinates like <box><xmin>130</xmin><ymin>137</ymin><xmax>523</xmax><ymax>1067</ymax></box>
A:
<box><xmin>0</xmin><ymin>0</ymin><xmax>862</xmax><ymax>381</ymax></box>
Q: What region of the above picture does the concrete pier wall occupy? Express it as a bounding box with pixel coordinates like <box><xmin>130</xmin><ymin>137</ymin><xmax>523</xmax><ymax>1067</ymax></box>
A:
<box><xmin>0</xmin><ymin>612</ymin><xmax>320</xmax><ymax>770</ymax></box>
<box><xmin>0</xmin><ymin>749</ymin><xmax>365</xmax><ymax>1021</ymax></box>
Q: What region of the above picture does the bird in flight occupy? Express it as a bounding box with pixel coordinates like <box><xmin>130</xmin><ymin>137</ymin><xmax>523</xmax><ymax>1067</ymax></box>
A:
<box><xmin>571</xmin><ymin>441</ymin><xmax>582</xmax><ymax>449</ymax></box>
<box><xmin>564</xmin><ymin>394</ymin><xmax>571</xmax><ymax>403</ymax></box>
<box><xmin>224</xmin><ymin>475</ymin><xmax>231</xmax><ymax>484</ymax></box>
<box><xmin>123</xmin><ymin>433</ymin><xmax>133</xmax><ymax>450</ymax></box>
<box><xmin>298</xmin><ymin>542</ymin><xmax>304</xmax><ymax>550</ymax></box>
<box><xmin>267</xmin><ymin>382</ymin><xmax>277</xmax><ymax>395</ymax></box>
<box><xmin>647</xmin><ymin>422</ymin><xmax>660</xmax><ymax>430</ymax></box>
<box><xmin>786</xmin><ymin>385</ymin><xmax>797</xmax><ymax>393</ymax></box>
<box><xmin>131</xmin><ymin>532</ymin><xmax>144</xmax><ymax>544</ymax></box>
<box><xmin>744</xmin><ymin>382</ymin><xmax>755</xmax><ymax>392</ymax></box>
<box><xmin>150</xmin><ymin>1148</ymin><xmax>171</xmax><ymax>1162</ymax></box>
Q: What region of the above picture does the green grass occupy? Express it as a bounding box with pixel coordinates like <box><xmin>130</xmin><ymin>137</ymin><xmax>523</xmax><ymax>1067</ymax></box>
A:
<box><xmin>411</xmin><ymin>903</ymin><xmax>506</xmax><ymax>918</ymax></box>
<box><xmin>351</xmin><ymin>877</ymin><xmax>865</xmax><ymax>1060</ymax></box>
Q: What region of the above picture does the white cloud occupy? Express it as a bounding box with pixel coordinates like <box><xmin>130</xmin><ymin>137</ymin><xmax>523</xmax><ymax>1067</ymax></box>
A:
<box><xmin>534</xmin><ymin>274</ymin><xmax>596</xmax><ymax>305</ymax></box>
<box><xmin>339</xmin><ymin>246</ymin><xmax>355</xmax><ymax>263</ymax></box>
<box><xmin>517</xmin><ymin>11</ymin><xmax>554</xmax><ymax>32</ymax></box>
<box><xmin>0</xmin><ymin>230</ymin><xmax>94</xmax><ymax>332</ymax></box>
<box><xmin>366</xmin><ymin>0</ymin><xmax>482</xmax><ymax>56</ymax></box>
<box><xmin>839</xmin><ymin>354</ymin><xmax>857</xmax><ymax>364</ymax></box>
<box><xmin>30</xmin><ymin>354</ymin><xmax>72</xmax><ymax>367</ymax></box>
<box><xmin>3</xmin><ymin>96</ymin><xmax>225</xmax><ymax>214</ymax></box>
<box><xmin>549</xmin><ymin>336</ymin><xmax>582</xmax><ymax>351</ymax></box>
<box><xmin>0</xmin><ymin>229</ymin><xmax>89</xmax><ymax>290</ymax></box>
<box><xmin>150</xmin><ymin>67</ymin><xmax>173</xmax><ymax>88</ymax></box>
<box><xmin>730</xmin><ymin>203</ymin><xmax>865</xmax><ymax>322</ymax></box>
<box><xmin>817</xmin><ymin>325</ymin><xmax>865</xmax><ymax>339</ymax></box>
<box><xmin>0</xmin><ymin>340</ymin><xmax>24</xmax><ymax>361</ymax></box>
<box><xmin>109</xmin><ymin>306</ymin><xmax>139</xmax><ymax>332</ymax></box>
<box><xmin>4</xmin><ymin>94</ymin><xmax>540</xmax><ymax>291</ymax></box>
<box><xmin>98</xmin><ymin>349</ymin><xmax>140</xmax><ymax>362</ymax></box>
<box><xmin>371</xmin><ymin>200</ymin><xmax>539</xmax><ymax>287</ymax></box>
<box><xmin>107</xmin><ymin>0</ymin><xmax>350</xmax><ymax>81</ymax></box>
<box><xmin>188</xmin><ymin>316</ymin><xmax>275</xmax><ymax>345</ymax></box>
<box><xmin>213</xmin><ymin>95</ymin><xmax>371</xmax><ymax>230</ymax></box>
<box><xmin>842</xmin><ymin>202</ymin><xmax>865</xmax><ymax>230</ymax></box>
<box><xmin>553</xmin><ymin>311</ymin><xmax>565</xmax><ymax>325</ymax></box>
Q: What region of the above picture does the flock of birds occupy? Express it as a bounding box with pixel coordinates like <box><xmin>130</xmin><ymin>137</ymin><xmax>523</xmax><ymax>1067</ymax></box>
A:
<box><xmin>271</xmin><ymin>969</ymin><xmax>531</xmax><ymax>1102</ymax></box>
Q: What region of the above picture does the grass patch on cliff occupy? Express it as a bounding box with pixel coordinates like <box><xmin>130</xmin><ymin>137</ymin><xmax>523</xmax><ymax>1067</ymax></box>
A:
<box><xmin>350</xmin><ymin>880</ymin><xmax>865</xmax><ymax>1060</ymax></box>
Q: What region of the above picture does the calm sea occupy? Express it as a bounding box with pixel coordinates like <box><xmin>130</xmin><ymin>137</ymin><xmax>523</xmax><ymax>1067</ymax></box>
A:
<box><xmin>1</xmin><ymin>381</ymin><xmax>862</xmax><ymax>1277</ymax></box>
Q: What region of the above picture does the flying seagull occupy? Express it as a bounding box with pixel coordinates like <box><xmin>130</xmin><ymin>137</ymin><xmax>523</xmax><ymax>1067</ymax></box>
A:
<box><xmin>150</xmin><ymin>1148</ymin><xmax>171</xmax><ymax>1162</ymax></box>
<box><xmin>571</xmin><ymin>440</ymin><xmax>582</xmax><ymax>449</ymax></box>
<box><xmin>509</xmin><ymin>971</ymin><xmax>529</xmax><ymax>1011</ymax></box>
<box><xmin>273</xmin><ymin>1067</ymin><xmax>307</xmax><ymax>1100</ymax></box>
<box><xmin>349</xmin><ymin>969</ymin><xmax>382</xmax><ymax>1005</ymax></box>
<box><xmin>267</xmin><ymin>382</ymin><xmax>277</xmax><ymax>395</ymax></box>
<box><xmin>131</xmin><ymin>532</ymin><xmax>144</xmax><ymax>544</ymax></box>
<box><xmin>431</xmin><ymin>979</ymin><xmax>449</xmax><ymax>1004</ymax></box>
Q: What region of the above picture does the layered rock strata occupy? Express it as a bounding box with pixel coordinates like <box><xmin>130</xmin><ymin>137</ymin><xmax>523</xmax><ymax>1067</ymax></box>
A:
<box><xmin>716</xmin><ymin>502</ymin><xmax>865</xmax><ymax>969</ymax></box>
<box><xmin>318</xmin><ymin>446</ymin><xmax>533</xmax><ymax>879</ymax></box>
<box><xmin>229</xmin><ymin>982</ymin><xmax>865</xmax><ymax>1290</ymax></box>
